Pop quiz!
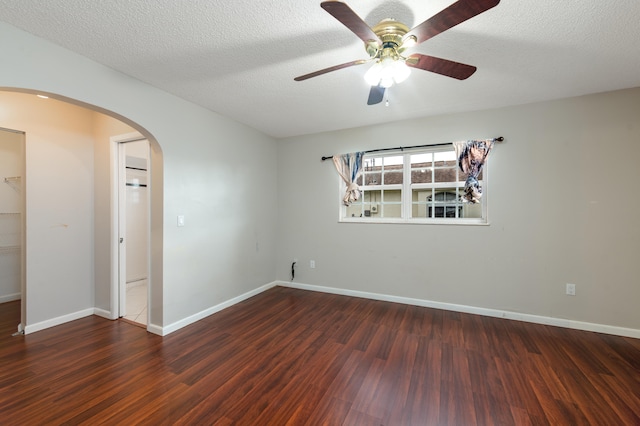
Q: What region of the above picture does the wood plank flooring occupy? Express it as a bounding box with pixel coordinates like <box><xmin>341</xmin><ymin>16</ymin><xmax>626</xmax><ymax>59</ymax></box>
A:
<box><xmin>1</xmin><ymin>286</ymin><xmax>639</xmax><ymax>425</ymax></box>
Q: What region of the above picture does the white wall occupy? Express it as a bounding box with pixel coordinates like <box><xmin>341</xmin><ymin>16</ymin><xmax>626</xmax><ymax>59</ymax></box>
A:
<box><xmin>277</xmin><ymin>88</ymin><xmax>640</xmax><ymax>333</ymax></box>
<box><xmin>0</xmin><ymin>21</ymin><xmax>279</xmax><ymax>331</ymax></box>
<box><xmin>0</xmin><ymin>129</ymin><xmax>23</xmax><ymax>302</ymax></box>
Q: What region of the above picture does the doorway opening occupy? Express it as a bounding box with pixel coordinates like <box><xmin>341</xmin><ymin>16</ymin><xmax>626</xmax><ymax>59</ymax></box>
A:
<box><xmin>0</xmin><ymin>127</ymin><xmax>25</xmax><ymax>334</ymax></box>
<box><xmin>113</xmin><ymin>134</ymin><xmax>150</xmax><ymax>327</ymax></box>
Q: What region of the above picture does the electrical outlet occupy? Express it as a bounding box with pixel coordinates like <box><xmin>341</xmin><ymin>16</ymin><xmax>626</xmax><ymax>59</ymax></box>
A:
<box><xmin>310</xmin><ymin>260</ymin><xmax>315</xmax><ymax>269</ymax></box>
<box><xmin>566</xmin><ymin>283</ymin><xmax>576</xmax><ymax>296</ymax></box>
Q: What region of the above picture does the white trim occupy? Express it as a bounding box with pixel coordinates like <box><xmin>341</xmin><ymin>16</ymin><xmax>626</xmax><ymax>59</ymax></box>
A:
<box><xmin>146</xmin><ymin>323</ymin><xmax>163</xmax><ymax>336</ymax></box>
<box><xmin>19</xmin><ymin>280</ymin><xmax>640</xmax><ymax>339</ymax></box>
<box><xmin>158</xmin><ymin>281</ymin><xmax>278</xmax><ymax>336</ymax></box>
<box><xmin>0</xmin><ymin>293</ymin><xmax>21</xmax><ymax>304</ymax></box>
<box><xmin>24</xmin><ymin>308</ymin><xmax>94</xmax><ymax>335</ymax></box>
<box><xmin>276</xmin><ymin>281</ymin><xmax>640</xmax><ymax>339</ymax></box>
<box><xmin>339</xmin><ymin>217</ymin><xmax>488</xmax><ymax>226</ymax></box>
<box><xmin>93</xmin><ymin>307</ymin><xmax>114</xmax><ymax>320</ymax></box>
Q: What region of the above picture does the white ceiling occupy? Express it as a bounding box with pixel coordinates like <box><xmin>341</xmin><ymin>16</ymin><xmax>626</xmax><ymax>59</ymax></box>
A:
<box><xmin>1</xmin><ymin>1</ymin><xmax>640</xmax><ymax>139</ymax></box>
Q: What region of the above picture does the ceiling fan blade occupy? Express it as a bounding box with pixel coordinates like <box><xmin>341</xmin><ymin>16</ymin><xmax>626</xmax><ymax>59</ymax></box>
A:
<box><xmin>294</xmin><ymin>59</ymin><xmax>368</xmax><ymax>81</ymax></box>
<box><xmin>367</xmin><ymin>85</ymin><xmax>385</xmax><ymax>105</ymax></box>
<box><xmin>406</xmin><ymin>0</ymin><xmax>500</xmax><ymax>45</ymax></box>
<box><xmin>321</xmin><ymin>1</ymin><xmax>380</xmax><ymax>44</ymax></box>
<box><xmin>406</xmin><ymin>54</ymin><xmax>477</xmax><ymax>80</ymax></box>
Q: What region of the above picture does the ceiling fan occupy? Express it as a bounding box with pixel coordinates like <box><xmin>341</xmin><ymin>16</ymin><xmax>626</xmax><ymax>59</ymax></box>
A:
<box><xmin>294</xmin><ymin>0</ymin><xmax>500</xmax><ymax>105</ymax></box>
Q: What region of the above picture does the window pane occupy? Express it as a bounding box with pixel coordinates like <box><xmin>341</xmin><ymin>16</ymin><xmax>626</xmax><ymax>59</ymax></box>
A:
<box><xmin>433</xmin><ymin>150</ymin><xmax>456</xmax><ymax>164</ymax></box>
<box><xmin>462</xmin><ymin>203</ymin><xmax>482</xmax><ymax>218</ymax></box>
<box><xmin>411</xmin><ymin>168</ymin><xmax>432</xmax><ymax>183</ymax></box>
<box><xmin>383</xmin><ymin>156</ymin><xmax>403</xmax><ymax>166</ymax></box>
<box><xmin>346</xmin><ymin>202</ymin><xmax>362</xmax><ymax>218</ymax></box>
<box><xmin>364</xmin><ymin>172</ymin><xmax>381</xmax><ymax>185</ymax></box>
<box><xmin>381</xmin><ymin>189</ymin><xmax>401</xmax><ymax>218</ymax></box>
<box><xmin>382</xmin><ymin>189</ymin><xmax>401</xmax><ymax>202</ymax></box>
<box><xmin>383</xmin><ymin>171</ymin><xmax>403</xmax><ymax>184</ymax></box>
<box><xmin>363</xmin><ymin>157</ymin><xmax>381</xmax><ymax>185</ymax></box>
<box><xmin>411</xmin><ymin>153</ymin><xmax>432</xmax><ymax>164</ymax></box>
<box><xmin>363</xmin><ymin>157</ymin><xmax>378</xmax><ymax>169</ymax></box>
<box><xmin>426</xmin><ymin>188</ymin><xmax>461</xmax><ymax>218</ymax></box>
<box><xmin>362</xmin><ymin>190</ymin><xmax>381</xmax><ymax>217</ymax></box>
<box><xmin>411</xmin><ymin>153</ymin><xmax>432</xmax><ymax>184</ymax></box>
<box><xmin>411</xmin><ymin>188</ymin><xmax>432</xmax><ymax>218</ymax></box>
<box><xmin>434</xmin><ymin>167</ymin><xmax>458</xmax><ymax>183</ymax></box>
<box><xmin>382</xmin><ymin>204</ymin><xmax>402</xmax><ymax>218</ymax></box>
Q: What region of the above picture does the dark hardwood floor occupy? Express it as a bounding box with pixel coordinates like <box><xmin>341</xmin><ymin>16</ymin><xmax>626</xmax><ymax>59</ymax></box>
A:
<box><xmin>1</xmin><ymin>286</ymin><xmax>639</xmax><ymax>425</ymax></box>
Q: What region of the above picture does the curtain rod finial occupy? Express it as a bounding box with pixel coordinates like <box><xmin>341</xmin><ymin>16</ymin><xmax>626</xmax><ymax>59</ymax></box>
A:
<box><xmin>495</xmin><ymin>136</ymin><xmax>504</xmax><ymax>142</ymax></box>
<box><xmin>321</xmin><ymin>156</ymin><xmax>333</xmax><ymax>161</ymax></box>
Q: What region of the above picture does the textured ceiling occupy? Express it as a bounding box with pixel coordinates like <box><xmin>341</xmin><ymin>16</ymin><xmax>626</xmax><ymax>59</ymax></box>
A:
<box><xmin>1</xmin><ymin>0</ymin><xmax>640</xmax><ymax>139</ymax></box>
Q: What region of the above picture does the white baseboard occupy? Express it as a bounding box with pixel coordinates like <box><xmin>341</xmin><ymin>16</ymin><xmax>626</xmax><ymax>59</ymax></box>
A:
<box><xmin>93</xmin><ymin>307</ymin><xmax>116</xmax><ymax>320</ymax></box>
<box><xmin>159</xmin><ymin>281</ymin><xmax>279</xmax><ymax>336</ymax></box>
<box><xmin>147</xmin><ymin>323</ymin><xmax>163</xmax><ymax>336</ymax></box>
<box><xmin>24</xmin><ymin>308</ymin><xmax>95</xmax><ymax>335</ymax></box>
<box><xmin>276</xmin><ymin>281</ymin><xmax>640</xmax><ymax>339</ymax></box>
<box><xmin>0</xmin><ymin>292</ymin><xmax>21</xmax><ymax>304</ymax></box>
<box><xmin>22</xmin><ymin>280</ymin><xmax>638</xmax><ymax>339</ymax></box>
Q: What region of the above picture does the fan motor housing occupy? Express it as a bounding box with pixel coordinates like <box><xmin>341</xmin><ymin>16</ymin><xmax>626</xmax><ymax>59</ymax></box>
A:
<box><xmin>372</xmin><ymin>19</ymin><xmax>409</xmax><ymax>46</ymax></box>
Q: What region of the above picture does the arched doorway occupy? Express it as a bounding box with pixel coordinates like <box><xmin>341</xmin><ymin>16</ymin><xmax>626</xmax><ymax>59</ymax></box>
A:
<box><xmin>0</xmin><ymin>89</ymin><xmax>163</xmax><ymax>335</ymax></box>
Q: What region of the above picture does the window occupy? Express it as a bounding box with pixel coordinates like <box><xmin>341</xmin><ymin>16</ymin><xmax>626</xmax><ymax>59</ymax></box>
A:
<box><xmin>341</xmin><ymin>147</ymin><xmax>487</xmax><ymax>224</ymax></box>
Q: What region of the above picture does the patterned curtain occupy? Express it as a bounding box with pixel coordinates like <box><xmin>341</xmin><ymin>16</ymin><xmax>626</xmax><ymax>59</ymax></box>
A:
<box><xmin>453</xmin><ymin>139</ymin><xmax>496</xmax><ymax>203</ymax></box>
<box><xmin>333</xmin><ymin>152</ymin><xmax>365</xmax><ymax>205</ymax></box>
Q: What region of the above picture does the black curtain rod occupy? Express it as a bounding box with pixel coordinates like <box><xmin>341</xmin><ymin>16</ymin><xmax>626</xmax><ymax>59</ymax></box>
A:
<box><xmin>321</xmin><ymin>136</ymin><xmax>504</xmax><ymax>161</ymax></box>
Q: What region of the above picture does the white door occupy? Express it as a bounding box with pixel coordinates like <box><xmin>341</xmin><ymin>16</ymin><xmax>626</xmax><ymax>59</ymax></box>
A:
<box><xmin>114</xmin><ymin>135</ymin><xmax>149</xmax><ymax>325</ymax></box>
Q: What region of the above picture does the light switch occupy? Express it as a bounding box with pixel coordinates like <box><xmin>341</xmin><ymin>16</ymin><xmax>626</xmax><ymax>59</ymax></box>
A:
<box><xmin>177</xmin><ymin>215</ymin><xmax>185</xmax><ymax>227</ymax></box>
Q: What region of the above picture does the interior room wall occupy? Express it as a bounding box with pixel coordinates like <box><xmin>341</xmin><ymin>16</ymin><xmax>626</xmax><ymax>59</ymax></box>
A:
<box><xmin>0</xmin><ymin>129</ymin><xmax>23</xmax><ymax>302</ymax></box>
<box><xmin>1</xmin><ymin>21</ymin><xmax>278</xmax><ymax>332</ymax></box>
<box><xmin>0</xmin><ymin>92</ymin><xmax>95</xmax><ymax>328</ymax></box>
<box><xmin>276</xmin><ymin>87</ymin><xmax>640</xmax><ymax>333</ymax></box>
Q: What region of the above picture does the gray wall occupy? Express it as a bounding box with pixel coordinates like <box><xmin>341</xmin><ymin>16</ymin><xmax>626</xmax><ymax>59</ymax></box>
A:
<box><xmin>276</xmin><ymin>88</ymin><xmax>640</xmax><ymax>331</ymax></box>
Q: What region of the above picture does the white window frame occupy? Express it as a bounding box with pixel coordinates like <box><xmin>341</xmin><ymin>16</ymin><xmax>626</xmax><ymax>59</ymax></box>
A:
<box><xmin>338</xmin><ymin>147</ymin><xmax>489</xmax><ymax>225</ymax></box>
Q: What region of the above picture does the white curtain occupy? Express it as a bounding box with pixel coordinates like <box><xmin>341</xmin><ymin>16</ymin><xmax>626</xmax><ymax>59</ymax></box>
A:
<box><xmin>333</xmin><ymin>152</ymin><xmax>365</xmax><ymax>205</ymax></box>
<box><xmin>453</xmin><ymin>139</ymin><xmax>495</xmax><ymax>203</ymax></box>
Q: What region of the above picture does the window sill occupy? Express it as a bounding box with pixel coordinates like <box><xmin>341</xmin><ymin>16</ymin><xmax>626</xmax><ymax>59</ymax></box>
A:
<box><xmin>339</xmin><ymin>218</ymin><xmax>489</xmax><ymax>226</ymax></box>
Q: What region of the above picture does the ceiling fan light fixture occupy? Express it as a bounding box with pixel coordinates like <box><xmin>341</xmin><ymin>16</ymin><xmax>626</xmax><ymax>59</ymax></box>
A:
<box><xmin>390</xmin><ymin>59</ymin><xmax>411</xmax><ymax>84</ymax></box>
<box><xmin>379</xmin><ymin>77</ymin><xmax>394</xmax><ymax>88</ymax></box>
<box><xmin>296</xmin><ymin>0</ymin><xmax>500</xmax><ymax>105</ymax></box>
<box><xmin>401</xmin><ymin>35</ymin><xmax>417</xmax><ymax>50</ymax></box>
<box><xmin>364</xmin><ymin>56</ymin><xmax>411</xmax><ymax>87</ymax></box>
<box><xmin>364</xmin><ymin>61</ymin><xmax>382</xmax><ymax>86</ymax></box>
